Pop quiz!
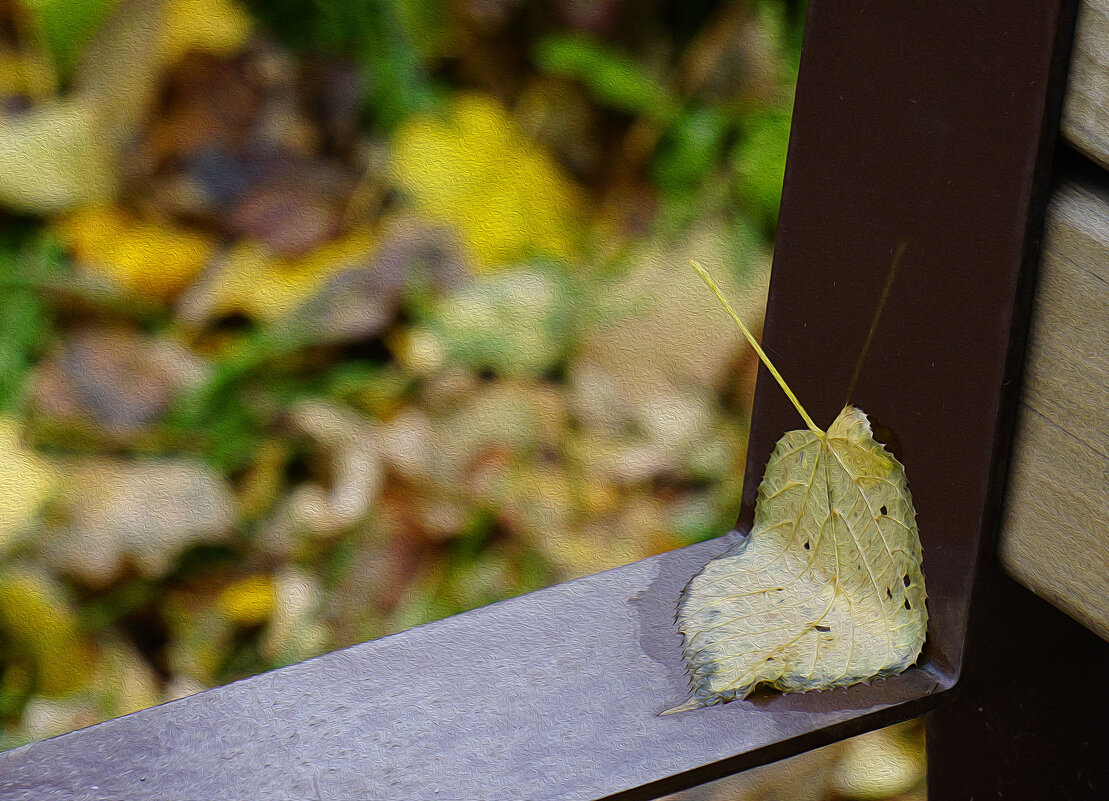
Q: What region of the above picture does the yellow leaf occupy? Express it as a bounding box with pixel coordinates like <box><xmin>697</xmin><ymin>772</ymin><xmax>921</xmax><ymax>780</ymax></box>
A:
<box><xmin>667</xmin><ymin>264</ymin><xmax>927</xmax><ymax>711</ymax></box>
<box><xmin>0</xmin><ymin>566</ymin><xmax>94</xmax><ymax>695</ymax></box>
<box><xmin>391</xmin><ymin>94</ymin><xmax>585</xmax><ymax>270</ymax></box>
<box><xmin>54</xmin><ymin>204</ymin><xmax>215</xmax><ymax>301</ymax></box>
<box><xmin>101</xmin><ymin>642</ymin><xmax>161</xmax><ymax>717</ymax></box>
<box><xmin>0</xmin><ymin>418</ymin><xmax>59</xmax><ymax>554</ymax></box>
<box><xmin>0</xmin><ymin>50</ymin><xmax>56</xmax><ymax>100</ymax></box>
<box><xmin>216</xmin><ymin>574</ymin><xmax>275</xmax><ymax>626</ymax></box>
<box><xmin>0</xmin><ymin>101</ymin><xmax>115</xmax><ymax>213</ymax></box>
<box><xmin>162</xmin><ymin>0</ymin><xmax>252</xmax><ymax>64</ymax></box>
<box><xmin>192</xmin><ymin>225</ymin><xmax>376</xmax><ymax>322</ymax></box>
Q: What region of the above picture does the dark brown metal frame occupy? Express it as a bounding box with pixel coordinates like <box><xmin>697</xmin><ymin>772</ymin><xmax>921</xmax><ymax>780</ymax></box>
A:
<box><xmin>2</xmin><ymin>1</ymin><xmax>1104</xmax><ymax>799</ymax></box>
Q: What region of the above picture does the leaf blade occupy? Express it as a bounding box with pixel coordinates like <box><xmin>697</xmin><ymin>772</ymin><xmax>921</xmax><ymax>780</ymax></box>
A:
<box><xmin>671</xmin><ymin>406</ymin><xmax>927</xmax><ymax>710</ymax></box>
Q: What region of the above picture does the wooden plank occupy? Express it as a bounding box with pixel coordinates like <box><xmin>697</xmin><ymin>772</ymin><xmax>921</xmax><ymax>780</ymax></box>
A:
<box><xmin>999</xmin><ymin>180</ymin><xmax>1109</xmax><ymax>640</ymax></box>
<box><xmin>1064</xmin><ymin>0</ymin><xmax>1109</xmax><ymax>167</ymax></box>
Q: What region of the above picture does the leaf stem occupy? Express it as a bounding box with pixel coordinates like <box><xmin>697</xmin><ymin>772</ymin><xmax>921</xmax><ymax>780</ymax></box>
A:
<box><xmin>689</xmin><ymin>260</ymin><xmax>823</xmax><ymax>436</ymax></box>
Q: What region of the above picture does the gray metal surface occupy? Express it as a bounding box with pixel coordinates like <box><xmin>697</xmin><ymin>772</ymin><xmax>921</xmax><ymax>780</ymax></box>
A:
<box><xmin>0</xmin><ymin>538</ymin><xmax>947</xmax><ymax>801</ymax></box>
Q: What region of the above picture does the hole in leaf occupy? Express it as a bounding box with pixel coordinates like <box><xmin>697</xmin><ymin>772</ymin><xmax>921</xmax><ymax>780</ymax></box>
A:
<box><xmin>814</xmin><ymin>625</ymin><xmax>831</xmax><ymax>632</ymax></box>
<box><xmin>886</xmin><ymin>587</ymin><xmax>892</xmax><ymax>599</ymax></box>
<box><xmin>904</xmin><ymin>599</ymin><xmax>911</xmax><ymax>610</ymax></box>
<box><xmin>803</xmin><ymin>541</ymin><xmax>810</xmax><ymax>550</ymax></box>
<box><xmin>903</xmin><ymin>575</ymin><xmax>911</xmax><ymax>587</ymax></box>
<box><xmin>879</xmin><ymin>505</ymin><xmax>888</xmax><ymax>516</ymax></box>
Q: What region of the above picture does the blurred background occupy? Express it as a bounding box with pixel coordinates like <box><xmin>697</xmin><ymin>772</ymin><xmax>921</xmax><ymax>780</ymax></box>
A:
<box><xmin>0</xmin><ymin>0</ymin><xmax>923</xmax><ymax>797</ymax></box>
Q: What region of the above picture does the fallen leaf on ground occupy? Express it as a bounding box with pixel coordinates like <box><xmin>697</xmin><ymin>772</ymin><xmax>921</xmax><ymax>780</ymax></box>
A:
<box><xmin>415</xmin><ymin>268</ymin><xmax>574</xmax><ymax>378</ymax></box>
<box><xmin>177</xmin><ymin>225</ymin><xmax>376</xmax><ymax>325</ymax></box>
<box><xmin>216</xmin><ymin>574</ymin><xmax>275</xmax><ymax>626</ymax></box>
<box><xmin>0</xmin><ymin>564</ymin><xmax>95</xmax><ymax>695</ymax></box>
<box><xmin>292</xmin><ymin>217</ymin><xmax>465</xmax><ymax>345</ymax></box>
<box><xmin>261</xmin><ymin>567</ymin><xmax>328</xmax><ymax>665</ymax></box>
<box><xmin>390</xmin><ymin>93</ymin><xmax>585</xmax><ymax>269</ymax></box>
<box><xmin>0</xmin><ymin>418</ymin><xmax>59</xmax><ymax>555</ymax></box>
<box><xmin>261</xmin><ymin>401</ymin><xmax>382</xmax><ymax>549</ymax></box>
<box><xmin>161</xmin><ymin>0</ymin><xmax>252</xmax><ymax>64</ymax></box>
<box><xmin>30</xmin><ymin>328</ymin><xmax>210</xmax><ymax>435</ymax></box>
<box><xmin>44</xmin><ymin>458</ymin><xmax>235</xmax><ymax>585</ymax></box>
<box><xmin>54</xmin><ymin>204</ymin><xmax>215</xmax><ymax>301</ymax></box>
<box><xmin>0</xmin><ymin>101</ymin><xmax>115</xmax><ymax>212</ymax></box>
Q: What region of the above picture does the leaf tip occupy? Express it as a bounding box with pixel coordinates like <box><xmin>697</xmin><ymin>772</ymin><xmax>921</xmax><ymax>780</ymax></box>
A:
<box><xmin>660</xmin><ymin>696</ymin><xmax>703</xmax><ymax>716</ymax></box>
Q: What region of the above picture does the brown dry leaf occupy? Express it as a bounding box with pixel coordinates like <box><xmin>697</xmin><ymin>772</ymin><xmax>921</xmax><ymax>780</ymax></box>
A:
<box><xmin>43</xmin><ymin>458</ymin><xmax>235</xmax><ymax>585</ymax></box>
<box><xmin>261</xmin><ymin>400</ymin><xmax>382</xmax><ymax>550</ymax></box>
<box><xmin>0</xmin><ymin>0</ymin><xmax>252</xmax><ymax>215</ymax></box>
<box><xmin>29</xmin><ymin>328</ymin><xmax>210</xmax><ymax>435</ymax></box>
<box><xmin>226</xmin><ymin>163</ymin><xmax>352</xmax><ymax>257</ymax></box>
<box><xmin>292</xmin><ymin>217</ymin><xmax>465</xmax><ymax>345</ymax></box>
<box><xmin>140</xmin><ymin>49</ymin><xmax>259</xmax><ymax>163</ymax></box>
<box><xmin>378</xmin><ymin>379</ymin><xmax>562</xmax><ymax>492</ymax></box>
<box><xmin>515</xmin><ymin>75</ymin><xmax>605</xmax><ymax>180</ymax></box>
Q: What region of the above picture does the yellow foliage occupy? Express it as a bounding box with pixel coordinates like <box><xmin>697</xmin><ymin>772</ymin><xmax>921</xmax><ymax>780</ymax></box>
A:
<box><xmin>0</xmin><ymin>50</ymin><xmax>55</xmax><ymax>101</ymax></box>
<box><xmin>100</xmin><ymin>642</ymin><xmax>161</xmax><ymax>718</ymax></box>
<box><xmin>0</xmin><ymin>418</ymin><xmax>59</xmax><ymax>554</ymax></box>
<box><xmin>199</xmin><ymin>225</ymin><xmax>376</xmax><ymax>322</ymax></box>
<box><xmin>0</xmin><ymin>102</ymin><xmax>115</xmax><ymax>212</ymax></box>
<box><xmin>162</xmin><ymin>0</ymin><xmax>252</xmax><ymax>64</ymax></box>
<box><xmin>391</xmin><ymin>94</ymin><xmax>585</xmax><ymax>270</ymax></box>
<box><xmin>216</xmin><ymin>574</ymin><xmax>275</xmax><ymax>626</ymax></box>
<box><xmin>54</xmin><ymin>204</ymin><xmax>215</xmax><ymax>301</ymax></box>
<box><xmin>0</xmin><ymin>567</ymin><xmax>94</xmax><ymax>696</ymax></box>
